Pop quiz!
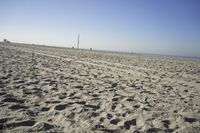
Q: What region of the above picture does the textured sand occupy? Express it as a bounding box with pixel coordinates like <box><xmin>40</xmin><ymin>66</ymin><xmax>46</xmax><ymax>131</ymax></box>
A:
<box><xmin>0</xmin><ymin>42</ymin><xmax>200</xmax><ymax>133</ymax></box>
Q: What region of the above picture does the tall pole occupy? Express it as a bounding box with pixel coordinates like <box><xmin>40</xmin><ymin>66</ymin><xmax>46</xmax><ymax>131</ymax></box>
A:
<box><xmin>77</xmin><ymin>34</ymin><xmax>80</xmax><ymax>49</ymax></box>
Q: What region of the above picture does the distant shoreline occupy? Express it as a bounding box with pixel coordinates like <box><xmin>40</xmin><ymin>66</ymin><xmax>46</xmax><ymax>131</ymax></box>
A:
<box><xmin>1</xmin><ymin>41</ymin><xmax>199</xmax><ymax>60</ymax></box>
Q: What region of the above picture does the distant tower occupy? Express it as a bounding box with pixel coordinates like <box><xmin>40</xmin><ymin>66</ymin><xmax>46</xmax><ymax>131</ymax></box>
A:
<box><xmin>77</xmin><ymin>34</ymin><xmax>80</xmax><ymax>48</ymax></box>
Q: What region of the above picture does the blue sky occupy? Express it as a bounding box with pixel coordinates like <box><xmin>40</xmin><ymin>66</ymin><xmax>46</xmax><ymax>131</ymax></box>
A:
<box><xmin>0</xmin><ymin>0</ymin><xmax>200</xmax><ymax>57</ymax></box>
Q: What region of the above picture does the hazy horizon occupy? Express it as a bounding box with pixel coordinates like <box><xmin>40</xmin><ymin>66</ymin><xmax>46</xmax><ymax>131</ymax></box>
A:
<box><xmin>0</xmin><ymin>0</ymin><xmax>200</xmax><ymax>57</ymax></box>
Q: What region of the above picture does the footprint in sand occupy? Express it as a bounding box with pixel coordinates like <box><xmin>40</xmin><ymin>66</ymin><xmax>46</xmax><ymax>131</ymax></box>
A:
<box><xmin>0</xmin><ymin>117</ymin><xmax>14</xmax><ymax>130</ymax></box>
<box><xmin>111</xmin><ymin>103</ymin><xmax>117</xmax><ymax>110</ymax></box>
<box><xmin>0</xmin><ymin>92</ymin><xmax>6</xmax><ymax>96</ymax></box>
<box><xmin>184</xmin><ymin>117</ymin><xmax>198</xmax><ymax>123</ymax></box>
<box><xmin>3</xmin><ymin>120</ymin><xmax>36</xmax><ymax>129</ymax></box>
<box><xmin>45</xmin><ymin>100</ymin><xmax>61</xmax><ymax>104</ymax></box>
<box><xmin>75</xmin><ymin>101</ymin><xmax>86</xmax><ymax>105</ymax></box>
<box><xmin>161</xmin><ymin>120</ymin><xmax>170</xmax><ymax>128</ymax></box>
<box><xmin>58</xmin><ymin>94</ymin><xmax>66</xmax><ymax>99</ymax></box>
<box><xmin>9</xmin><ymin>104</ymin><xmax>28</xmax><ymax>110</ymax></box>
<box><xmin>110</xmin><ymin>118</ymin><xmax>120</xmax><ymax>125</ymax></box>
<box><xmin>106</xmin><ymin>113</ymin><xmax>113</xmax><ymax>120</ymax></box>
<box><xmin>146</xmin><ymin>127</ymin><xmax>162</xmax><ymax>133</ymax></box>
<box><xmin>54</xmin><ymin>104</ymin><xmax>68</xmax><ymax>111</ymax></box>
<box><xmin>2</xmin><ymin>97</ymin><xmax>24</xmax><ymax>103</ymax></box>
<box><xmin>0</xmin><ymin>118</ymin><xmax>9</xmax><ymax>124</ymax></box>
<box><xmin>84</xmin><ymin>104</ymin><xmax>100</xmax><ymax>110</ymax></box>
<box><xmin>112</xmin><ymin>97</ymin><xmax>120</xmax><ymax>102</ymax></box>
<box><xmin>123</xmin><ymin>119</ymin><xmax>136</xmax><ymax>130</ymax></box>
<box><xmin>41</xmin><ymin>107</ymin><xmax>51</xmax><ymax>111</ymax></box>
<box><xmin>74</xmin><ymin>85</ymin><xmax>84</xmax><ymax>89</ymax></box>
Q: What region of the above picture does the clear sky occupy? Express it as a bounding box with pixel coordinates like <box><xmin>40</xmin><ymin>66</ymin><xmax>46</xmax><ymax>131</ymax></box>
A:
<box><xmin>0</xmin><ymin>0</ymin><xmax>200</xmax><ymax>57</ymax></box>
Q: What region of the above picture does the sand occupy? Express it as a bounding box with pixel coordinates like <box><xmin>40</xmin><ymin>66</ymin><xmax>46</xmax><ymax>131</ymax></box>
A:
<box><xmin>0</xmin><ymin>42</ymin><xmax>200</xmax><ymax>133</ymax></box>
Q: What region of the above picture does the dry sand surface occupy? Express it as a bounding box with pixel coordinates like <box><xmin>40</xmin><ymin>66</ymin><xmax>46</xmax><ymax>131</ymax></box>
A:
<box><xmin>0</xmin><ymin>42</ymin><xmax>200</xmax><ymax>133</ymax></box>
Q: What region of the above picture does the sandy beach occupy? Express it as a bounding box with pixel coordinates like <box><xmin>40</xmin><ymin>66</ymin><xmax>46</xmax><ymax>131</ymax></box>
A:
<box><xmin>0</xmin><ymin>42</ymin><xmax>200</xmax><ymax>133</ymax></box>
